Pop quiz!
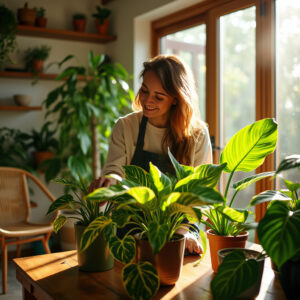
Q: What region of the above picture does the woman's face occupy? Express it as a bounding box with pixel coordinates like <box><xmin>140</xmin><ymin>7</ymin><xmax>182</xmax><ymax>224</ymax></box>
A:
<box><xmin>139</xmin><ymin>70</ymin><xmax>176</xmax><ymax>128</ymax></box>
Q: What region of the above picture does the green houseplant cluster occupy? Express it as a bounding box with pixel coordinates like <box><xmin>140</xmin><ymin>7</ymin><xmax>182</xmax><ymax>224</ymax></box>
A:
<box><xmin>24</xmin><ymin>45</ymin><xmax>51</xmax><ymax>71</ymax></box>
<box><xmin>92</xmin><ymin>5</ymin><xmax>111</xmax><ymax>24</ymax></box>
<box><xmin>211</xmin><ymin>154</ymin><xmax>300</xmax><ymax>300</ymax></box>
<box><xmin>42</xmin><ymin>51</ymin><xmax>133</xmax><ymax>186</ymax></box>
<box><xmin>0</xmin><ymin>5</ymin><xmax>17</xmax><ymax>69</ymax></box>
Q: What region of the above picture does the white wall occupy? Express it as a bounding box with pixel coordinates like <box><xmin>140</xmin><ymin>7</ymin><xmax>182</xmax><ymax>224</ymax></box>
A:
<box><xmin>0</xmin><ymin>0</ymin><xmax>203</xmax><ymax>223</ymax></box>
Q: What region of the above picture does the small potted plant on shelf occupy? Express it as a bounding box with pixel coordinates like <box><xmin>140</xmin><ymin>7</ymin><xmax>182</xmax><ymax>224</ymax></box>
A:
<box><xmin>35</xmin><ymin>7</ymin><xmax>47</xmax><ymax>28</ymax></box>
<box><xmin>92</xmin><ymin>5</ymin><xmax>111</xmax><ymax>35</ymax></box>
<box><xmin>24</xmin><ymin>44</ymin><xmax>51</xmax><ymax>73</ymax></box>
<box><xmin>210</xmin><ymin>154</ymin><xmax>300</xmax><ymax>300</ymax></box>
<box><xmin>0</xmin><ymin>5</ymin><xmax>17</xmax><ymax>70</ymax></box>
<box><xmin>21</xmin><ymin>121</ymin><xmax>58</xmax><ymax>170</ymax></box>
<box><xmin>72</xmin><ymin>13</ymin><xmax>87</xmax><ymax>32</ymax></box>
<box><xmin>80</xmin><ymin>149</ymin><xmax>225</xmax><ymax>300</ymax></box>
<box><xmin>17</xmin><ymin>2</ymin><xmax>36</xmax><ymax>26</ymax></box>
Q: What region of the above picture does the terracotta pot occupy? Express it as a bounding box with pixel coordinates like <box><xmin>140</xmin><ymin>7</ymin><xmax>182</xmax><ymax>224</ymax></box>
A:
<box><xmin>18</xmin><ymin>4</ymin><xmax>36</xmax><ymax>26</ymax></box>
<box><xmin>207</xmin><ymin>229</ymin><xmax>248</xmax><ymax>272</ymax></box>
<box><xmin>33</xmin><ymin>151</ymin><xmax>54</xmax><ymax>169</ymax></box>
<box><xmin>135</xmin><ymin>234</ymin><xmax>185</xmax><ymax>285</ymax></box>
<box><xmin>95</xmin><ymin>19</ymin><xmax>109</xmax><ymax>35</ymax></box>
<box><xmin>74</xmin><ymin>222</ymin><xmax>114</xmax><ymax>272</ymax></box>
<box><xmin>32</xmin><ymin>59</ymin><xmax>44</xmax><ymax>73</ymax></box>
<box><xmin>73</xmin><ymin>19</ymin><xmax>87</xmax><ymax>32</ymax></box>
<box><xmin>218</xmin><ymin>248</ymin><xmax>265</xmax><ymax>299</ymax></box>
<box><xmin>36</xmin><ymin>17</ymin><xmax>47</xmax><ymax>28</ymax></box>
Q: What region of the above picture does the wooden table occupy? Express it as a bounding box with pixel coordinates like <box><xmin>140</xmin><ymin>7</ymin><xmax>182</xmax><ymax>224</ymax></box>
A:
<box><xmin>13</xmin><ymin>243</ymin><xmax>285</xmax><ymax>300</ymax></box>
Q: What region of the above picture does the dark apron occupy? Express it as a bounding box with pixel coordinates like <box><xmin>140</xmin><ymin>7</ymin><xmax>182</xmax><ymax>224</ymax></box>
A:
<box><xmin>117</xmin><ymin>116</ymin><xmax>198</xmax><ymax>239</ymax></box>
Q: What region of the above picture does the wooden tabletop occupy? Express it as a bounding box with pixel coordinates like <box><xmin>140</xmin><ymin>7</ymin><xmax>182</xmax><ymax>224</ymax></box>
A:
<box><xmin>13</xmin><ymin>243</ymin><xmax>285</xmax><ymax>300</ymax></box>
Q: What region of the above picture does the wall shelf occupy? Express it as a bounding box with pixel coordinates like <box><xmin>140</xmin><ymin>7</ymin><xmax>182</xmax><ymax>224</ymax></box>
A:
<box><xmin>0</xmin><ymin>106</ymin><xmax>42</xmax><ymax>111</ymax></box>
<box><xmin>17</xmin><ymin>25</ymin><xmax>117</xmax><ymax>44</ymax></box>
<box><xmin>0</xmin><ymin>71</ymin><xmax>57</xmax><ymax>80</ymax></box>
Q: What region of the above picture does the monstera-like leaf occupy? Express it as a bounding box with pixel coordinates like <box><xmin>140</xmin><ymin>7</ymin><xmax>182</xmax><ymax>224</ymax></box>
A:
<box><xmin>220</xmin><ymin>118</ymin><xmax>277</xmax><ymax>173</ymax></box>
<box><xmin>211</xmin><ymin>250</ymin><xmax>261</xmax><ymax>300</ymax></box>
<box><xmin>122</xmin><ymin>262</ymin><xmax>159</xmax><ymax>300</ymax></box>
<box><xmin>257</xmin><ymin>201</ymin><xmax>300</xmax><ymax>268</ymax></box>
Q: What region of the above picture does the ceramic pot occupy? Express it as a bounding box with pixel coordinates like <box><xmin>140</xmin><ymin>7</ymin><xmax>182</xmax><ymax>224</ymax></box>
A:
<box><xmin>73</xmin><ymin>19</ymin><xmax>86</xmax><ymax>32</ymax></box>
<box><xmin>95</xmin><ymin>19</ymin><xmax>109</xmax><ymax>35</ymax></box>
<box><xmin>74</xmin><ymin>222</ymin><xmax>114</xmax><ymax>272</ymax></box>
<box><xmin>135</xmin><ymin>234</ymin><xmax>185</xmax><ymax>285</ymax></box>
<box><xmin>33</xmin><ymin>151</ymin><xmax>54</xmax><ymax>170</ymax></box>
<box><xmin>207</xmin><ymin>229</ymin><xmax>248</xmax><ymax>272</ymax></box>
<box><xmin>36</xmin><ymin>17</ymin><xmax>47</xmax><ymax>28</ymax></box>
<box><xmin>218</xmin><ymin>248</ymin><xmax>265</xmax><ymax>299</ymax></box>
<box><xmin>32</xmin><ymin>59</ymin><xmax>44</xmax><ymax>73</ymax></box>
<box><xmin>13</xmin><ymin>94</ymin><xmax>32</xmax><ymax>106</ymax></box>
<box><xmin>278</xmin><ymin>259</ymin><xmax>300</xmax><ymax>300</ymax></box>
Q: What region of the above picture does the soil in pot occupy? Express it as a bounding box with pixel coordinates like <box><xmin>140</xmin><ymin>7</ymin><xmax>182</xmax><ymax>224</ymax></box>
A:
<box><xmin>207</xmin><ymin>229</ymin><xmax>249</xmax><ymax>272</ymax></box>
<box><xmin>218</xmin><ymin>248</ymin><xmax>265</xmax><ymax>299</ymax></box>
<box><xmin>135</xmin><ymin>233</ymin><xmax>185</xmax><ymax>285</ymax></box>
<box><xmin>74</xmin><ymin>222</ymin><xmax>114</xmax><ymax>272</ymax></box>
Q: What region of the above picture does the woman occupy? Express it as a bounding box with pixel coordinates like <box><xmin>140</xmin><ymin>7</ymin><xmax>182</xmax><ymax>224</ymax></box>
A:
<box><xmin>89</xmin><ymin>54</ymin><xmax>212</xmax><ymax>254</ymax></box>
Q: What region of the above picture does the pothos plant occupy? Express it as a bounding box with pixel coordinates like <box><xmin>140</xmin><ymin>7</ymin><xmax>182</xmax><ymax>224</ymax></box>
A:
<box><xmin>76</xmin><ymin>149</ymin><xmax>226</xmax><ymax>300</ymax></box>
<box><xmin>199</xmin><ymin>118</ymin><xmax>278</xmax><ymax>236</ymax></box>
<box><xmin>210</xmin><ymin>154</ymin><xmax>300</xmax><ymax>300</ymax></box>
<box><xmin>42</xmin><ymin>51</ymin><xmax>133</xmax><ymax>185</ymax></box>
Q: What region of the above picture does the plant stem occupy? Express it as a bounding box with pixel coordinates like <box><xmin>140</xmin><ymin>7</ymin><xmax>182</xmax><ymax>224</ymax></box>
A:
<box><xmin>229</xmin><ymin>190</ymin><xmax>239</xmax><ymax>207</ymax></box>
<box><xmin>224</xmin><ymin>171</ymin><xmax>234</xmax><ymax>199</ymax></box>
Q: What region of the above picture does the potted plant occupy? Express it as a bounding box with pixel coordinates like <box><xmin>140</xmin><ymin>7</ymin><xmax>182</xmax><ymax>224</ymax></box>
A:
<box><xmin>72</xmin><ymin>13</ymin><xmax>87</xmax><ymax>32</ymax></box>
<box><xmin>42</xmin><ymin>51</ymin><xmax>132</xmax><ymax>185</ymax></box>
<box><xmin>17</xmin><ymin>2</ymin><xmax>36</xmax><ymax>26</ymax></box>
<box><xmin>46</xmin><ymin>177</ymin><xmax>116</xmax><ymax>272</ymax></box>
<box><xmin>0</xmin><ymin>5</ymin><xmax>17</xmax><ymax>70</ymax></box>
<box><xmin>198</xmin><ymin>118</ymin><xmax>278</xmax><ymax>272</ymax></box>
<box><xmin>21</xmin><ymin>121</ymin><xmax>58</xmax><ymax>170</ymax></box>
<box><xmin>92</xmin><ymin>5</ymin><xmax>111</xmax><ymax>35</ymax></box>
<box><xmin>79</xmin><ymin>149</ymin><xmax>225</xmax><ymax>300</ymax></box>
<box><xmin>24</xmin><ymin>45</ymin><xmax>51</xmax><ymax>73</ymax></box>
<box><xmin>35</xmin><ymin>7</ymin><xmax>47</xmax><ymax>28</ymax></box>
<box><xmin>210</xmin><ymin>154</ymin><xmax>300</xmax><ymax>300</ymax></box>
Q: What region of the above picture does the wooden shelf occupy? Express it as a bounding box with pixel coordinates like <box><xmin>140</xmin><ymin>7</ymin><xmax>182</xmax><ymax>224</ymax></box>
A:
<box><xmin>0</xmin><ymin>106</ymin><xmax>42</xmax><ymax>111</ymax></box>
<box><xmin>0</xmin><ymin>71</ymin><xmax>57</xmax><ymax>80</ymax></box>
<box><xmin>17</xmin><ymin>25</ymin><xmax>117</xmax><ymax>44</ymax></box>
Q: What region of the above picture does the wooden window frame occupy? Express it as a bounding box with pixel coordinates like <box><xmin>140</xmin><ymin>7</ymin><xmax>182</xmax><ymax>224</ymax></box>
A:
<box><xmin>151</xmin><ymin>0</ymin><xmax>276</xmax><ymax>223</ymax></box>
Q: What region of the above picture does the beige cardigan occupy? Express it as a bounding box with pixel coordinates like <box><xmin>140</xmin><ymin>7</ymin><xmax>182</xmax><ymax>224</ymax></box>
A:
<box><xmin>101</xmin><ymin>111</ymin><xmax>212</xmax><ymax>177</ymax></box>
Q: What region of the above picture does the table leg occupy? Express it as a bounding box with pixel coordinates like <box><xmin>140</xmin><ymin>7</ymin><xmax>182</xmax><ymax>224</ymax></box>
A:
<box><xmin>23</xmin><ymin>286</ymin><xmax>36</xmax><ymax>300</ymax></box>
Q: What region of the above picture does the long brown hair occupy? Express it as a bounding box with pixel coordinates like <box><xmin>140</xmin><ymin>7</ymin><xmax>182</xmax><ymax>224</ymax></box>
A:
<box><xmin>133</xmin><ymin>54</ymin><xmax>205</xmax><ymax>165</ymax></box>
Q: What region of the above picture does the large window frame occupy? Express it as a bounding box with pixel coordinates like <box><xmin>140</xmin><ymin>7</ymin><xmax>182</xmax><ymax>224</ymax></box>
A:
<box><xmin>151</xmin><ymin>0</ymin><xmax>275</xmax><ymax>222</ymax></box>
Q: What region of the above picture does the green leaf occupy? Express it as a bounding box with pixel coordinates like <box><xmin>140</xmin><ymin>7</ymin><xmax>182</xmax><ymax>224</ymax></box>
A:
<box><xmin>52</xmin><ymin>178</ymin><xmax>82</xmax><ymax>190</ymax></box>
<box><xmin>122</xmin><ymin>262</ymin><xmax>159</xmax><ymax>300</ymax></box>
<box><xmin>276</xmin><ymin>154</ymin><xmax>300</xmax><ymax>174</ymax></box>
<box><xmin>149</xmin><ymin>162</ymin><xmax>172</xmax><ymax>197</ymax></box>
<box><xmin>126</xmin><ymin>187</ymin><xmax>156</xmax><ymax>205</ymax></box>
<box><xmin>111</xmin><ymin>208</ymin><xmax>131</xmax><ymax>227</ymax></box>
<box><xmin>78</xmin><ymin>130</ymin><xmax>90</xmax><ymax>155</ymax></box>
<box><xmin>109</xmin><ymin>235</ymin><xmax>135</xmax><ymax>264</ymax></box>
<box><xmin>211</xmin><ymin>250</ymin><xmax>260</xmax><ymax>300</ymax></box>
<box><xmin>281</xmin><ymin>178</ymin><xmax>300</xmax><ymax>193</ymax></box>
<box><xmin>217</xmin><ymin>206</ymin><xmax>248</xmax><ymax>223</ymax></box>
<box><xmin>168</xmin><ymin>148</ymin><xmax>189</xmax><ymax>180</ymax></box>
<box><xmin>47</xmin><ymin>194</ymin><xmax>75</xmax><ymax>214</ymax></box>
<box><xmin>220</xmin><ymin>118</ymin><xmax>277</xmax><ymax>173</ymax></box>
<box><xmin>124</xmin><ymin>165</ymin><xmax>152</xmax><ymax>187</ymax></box>
<box><xmin>257</xmin><ymin>201</ymin><xmax>300</xmax><ymax>268</ymax></box>
<box><xmin>53</xmin><ymin>215</ymin><xmax>67</xmax><ymax>233</ymax></box>
<box><xmin>80</xmin><ymin>216</ymin><xmax>112</xmax><ymax>252</ymax></box>
<box><xmin>250</xmin><ymin>190</ymin><xmax>291</xmax><ymax>206</ymax></box>
<box><xmin>86</xmin><ymin>185</ymin><xmax>126</xmax><ymax>201</ymax></box>
<box><xmin>148</xmin><ymin>222</ymin><xmax>169</xmax><ymax>255</ymax></box>
<box><xmin>233</xmin><ymin>171</ymin><xmax>275</xmax><ymax>192</ymax></box>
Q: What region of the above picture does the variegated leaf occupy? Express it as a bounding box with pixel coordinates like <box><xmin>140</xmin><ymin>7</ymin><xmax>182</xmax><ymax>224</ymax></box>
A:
<box><xmin>86</xmin><ymin>185</ymin><xmax>125</xmax><ymax>201</ymax></box>
<box><xmin>111</xmin><ymin>208</ymin><xmax>131</xmax><ymax>227</ymax></box>
<box><xmin>47</xmin><ymin>194</ymin><xmax>75</xmax><ymax>214</ymax></box>
<box><xmin>80</xmin><ymin>216</ymin><xmax>112</xmax><ymax>252</ymax></box>
<box><xmin>109</xmin><ymin>235</ymin><xmax>135</xmax><ymax>264</ymax></box>
<box><xmin>148</xmin><ymin>222</ymin><xmax>169</xmax><ymax>255</ymax></box>
<box><xmin>217</xmin><ymin>206</ymin><xmax>248</xmax><ymax>223</ymax></box>
<box><xmin>149</xmin><ymin>163</ymin><xmax>172</xmax><ymax>197</ymax></box>
<box><xmin>124</xmin><ymin>165</ymin><xmax>152</xmax><ymax>187</ymax></box>
<box><xmin>126</xmin><ymin>187</ymin><xmax>156</xmax><ymax>205</ymax></box>
<box><xmin>53</xmin><ymin>215</ymin><xmax>67</xmax><ymax>233</ymax></box>
<box><xmin>122</xmin><ymin>262</ymin><xmax>159</xmax><ymax>300</ymax></box>
<box><xmin>168</xmin><ymin>148</ymin><xmax>191</xmax><ymax>180</ymax></box>
<box><xmin>250</xmin><ymin>190</ymin><xmax>291</xmax><ymax>206</ymax></box>
<box><xmin>275</xmin><ymin>154</ymin><xmax>300</xmax><ymax>174</ymax></box>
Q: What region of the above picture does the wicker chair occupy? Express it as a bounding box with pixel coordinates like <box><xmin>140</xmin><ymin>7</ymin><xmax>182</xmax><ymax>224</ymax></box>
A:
<box><xmin>0</xmin><ymin>167</ymin><xmax>57</xmax><ymax>294</ymax></box>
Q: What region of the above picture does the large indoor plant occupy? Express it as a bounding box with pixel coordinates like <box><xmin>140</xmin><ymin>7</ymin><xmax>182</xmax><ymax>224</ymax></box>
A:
<box><xmin>199</xmin><ymin>118</ymin><xmax>278</xmax><ymax>271</ymax></box>
<box><xmin>210</xmin><ymin>154</ymin><xmax>300</xmax><ymax>300</ymax></box>
<box><xmin>0</xmin><ymin>5</ymin><xmax>17</xmax><ymax>69</ymax></box>
<box><xmin>79</xmin><ymin>149</ymin><xmax>225</xmax><ymax>300</ymax></box>
<box><xmin>42</xmin><ymin>51</ymin><xmax>133</xmax><ymax>185</ymax></box>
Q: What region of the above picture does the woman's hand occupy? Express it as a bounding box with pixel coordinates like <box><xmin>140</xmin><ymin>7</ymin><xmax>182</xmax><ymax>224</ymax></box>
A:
<box><xmin>175</xmin><ymin>228</ymin><xmax>203</xmax><ymax>255</ymax></box>
<box><xmin>88</xmin><ymin>176</ymin><xmax>117</xmax><ymax>193</ymax></box>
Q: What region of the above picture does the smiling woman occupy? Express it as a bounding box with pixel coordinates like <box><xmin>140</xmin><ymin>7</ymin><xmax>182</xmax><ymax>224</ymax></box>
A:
<box><xmin>88</xmin><ymin>54</ymin><xmax>213</xmax><ymax>255</ymax></box>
